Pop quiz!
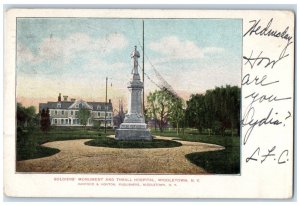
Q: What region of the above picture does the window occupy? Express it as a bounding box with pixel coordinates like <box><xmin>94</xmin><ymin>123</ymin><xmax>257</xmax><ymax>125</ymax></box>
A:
<box><xmin>55</xmin><ymin>110</ymin><xmax>57</xmax><ymax>115</ymax></box>
<box><xmin>57</xmin><ymin>103</ymin><xmax>61</xmax><ymax>108</ymax></box>
<box><xmin>71</xmin><ymin>111</ymin><xmax>73</xmax><ymax>115</ymax></box>
<box><xmin>97</xmin><ymin>105</ymin><xmax>101</xmax><ymax>110</ymax></box>
<box><xmin>98</xmin><ymin>112</ymin><xmax>100</xmax><ymax>117</ymax></box>
<box><xmin>61</xmin><ymin>119</ymin><xmax>64</xmax><ymax>124</ymax></box>
<box><xmin>62</xmin><ymin>110</ymin><xmax>64</xmax><ymax>115</ymax></box>
<box><xmin>75</xmin><ymin>104</ymin><xmax>79</xmax><ymax>108</ymax></box>
<box><xmin>54</xmin><ymin>119</ymin><xmax>57</xmax><ymax>124</ymax></box>
<box><xmin>75</xmin><ymin>111</ymin><xmax>78</xmax><ymax>116</ymax></box>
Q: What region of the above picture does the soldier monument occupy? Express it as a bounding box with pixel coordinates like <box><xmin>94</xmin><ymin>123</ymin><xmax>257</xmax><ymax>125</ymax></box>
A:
<box><xmin>115</xmin><ymin>46</ymin><xmax>152</xmax><ymax>140</ymax></box>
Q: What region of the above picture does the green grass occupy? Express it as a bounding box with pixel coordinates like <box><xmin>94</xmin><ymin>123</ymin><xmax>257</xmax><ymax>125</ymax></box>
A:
<box><xmin>185</xmin><ymin>146</ymin><xmax>240</xmax><ymax>174</ymax></box>
<box><xmin>17</xmin><ymin>145</ymin><xmax>60</xmax><ymax>161</ymax></box>
<box><xmin>16</xmin><ymin>127</ymin><xmax>115</xmax><ymax>161</ymax></box>
<box><xmin>180</xmin><ymin>134</ymin><xmax>240</xmax><ymax>174</ymax></box>
<box><xmin>151</xmin><ymin>128</ymin><xmax>240</xmax><ymax>174</ymax></box>
<box><xmin>176</xmin><ymin>134</ymin><xmax>240</xmax><ymax>147</ymax></box>
<box><xmin>17</xmin><ymin>127</ymin><xmax>240</xmax><ymax>175</ymax></box>
<box><xmin>17</xmin><ymin>127</ymin><xmax>182</xmax><ymax>161</ymax></box>
<box><xmin>85</xmin><ymin>137</ymin><xmax>182</xmax><ymax>148</ymax></box>
<box><xmin>150</xmin><ymin>129</ymin><xmax>181</xmax><ymax>137</ymax></box>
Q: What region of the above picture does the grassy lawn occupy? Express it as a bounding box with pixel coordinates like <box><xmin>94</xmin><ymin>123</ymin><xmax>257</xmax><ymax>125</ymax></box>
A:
<box><xmin>151</xmin><ymin>128</ymin><xmax>240</xmax><ymax>174</ymax></box>
<box><xmin>17</xmin><ymin>127</ymin><xmax>115</xmax><ymax>161</ymax></box>
<box><xmin>17</xmin><ymin>145</ymin><xmax>60</xmax><ymax>161</ymax></box>
<box><xmin>85</xmin><ymin>137</ymin><xmax>182</xmax><ymax>148</ymax></box>
<box><xmin>185</xmin><ymin>146</ymin><xmax>240</xmax><ymax>174</ymax></box>
<box><xmin>17</xmin><ymin>127</ymin><xmax>181</xmax><ymax>160</ymax></box>
<box><xmin>17</xmin><ymin>127</ymin><xmax>240</xmax><ymax>175</ymax></box>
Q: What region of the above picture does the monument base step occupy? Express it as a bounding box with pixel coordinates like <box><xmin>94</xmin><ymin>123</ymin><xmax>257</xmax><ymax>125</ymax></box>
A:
<box><xmin>115</xmin><ymin>128</ymin><xmax>152</xmax><ymax>141</ymax></box>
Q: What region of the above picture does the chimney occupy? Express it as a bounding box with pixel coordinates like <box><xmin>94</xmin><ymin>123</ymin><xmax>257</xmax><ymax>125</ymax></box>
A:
<box><xmin>63</xmin><ymin>95</ymin><xmax>68</xmax><ymax>101</ymax></box>
<box><xmin>58</xmin><ymin>93</ymin><xmax>61</xmax><ymax>102</ymax></box>
<box><xmin>71</xmin><ymin>98</ymin><xmax>76</xmax><ymax>102</ymax></box>
<box><xmin>109</xmin><ymin>99</ymin><xmax>111</xmax><ymax>104</ymax></box>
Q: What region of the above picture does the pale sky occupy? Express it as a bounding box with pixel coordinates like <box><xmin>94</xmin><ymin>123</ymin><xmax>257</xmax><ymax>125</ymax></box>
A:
<box><xmin>16</xmin><ymin>18</ymin><xmax>242</xmax><ymax>110</ymax></box>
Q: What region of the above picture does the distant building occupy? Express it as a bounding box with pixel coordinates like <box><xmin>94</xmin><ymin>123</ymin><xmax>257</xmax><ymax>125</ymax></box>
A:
<box><xmin>39</xmin><ymin>93</ymin><xmax>113</xmax><ymax>127</ymax></box>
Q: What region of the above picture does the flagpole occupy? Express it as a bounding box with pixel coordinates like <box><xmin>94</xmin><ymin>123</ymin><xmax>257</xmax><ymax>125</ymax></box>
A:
<box><xmin>105</xmin><ymin>76</ymin><xmax>107</xmax><ymax>134</ymax></box>
<box><xmin>142</xmin><ymin>20</ymin><xmax>145</xmax><ymax>114</ymax></box>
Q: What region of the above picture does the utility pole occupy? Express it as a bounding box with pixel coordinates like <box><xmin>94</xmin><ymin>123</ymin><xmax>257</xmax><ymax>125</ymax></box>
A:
<box><xmin>142</xmin><ymin>20</ymin><xmax>145</xmax><ymax>114</ymax></box>
<box><xmin>105</xmin><ymin>76</ymin><xmax>108</xmax><ymax>134</ymax></box>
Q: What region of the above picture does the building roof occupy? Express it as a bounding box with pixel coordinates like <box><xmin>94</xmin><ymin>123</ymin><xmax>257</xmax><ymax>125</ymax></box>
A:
<box><xmin>39</xmin><ymin>101</ymin><xmax>112</xmax><ymax>111</ymax></box>
<box><xmin>39</xmin><ymin>101</ymin><xmax>73</xmax><ymax>111</ymax></box>
<box><xmin>88</xmin><ymin>102</ymin><xmax>112</xmax><ymax>111</ymax></box>
<box><xmin>39</xmin><ymin>103</ymin><xmax>49</xmax><ymax>111</ymax></box>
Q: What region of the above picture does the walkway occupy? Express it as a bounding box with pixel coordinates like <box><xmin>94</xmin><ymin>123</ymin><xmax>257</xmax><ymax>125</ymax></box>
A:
<box><xmin>16</xmin><ymin>136</ymin><xmax>224</xmax><ymax>174</ymax></box>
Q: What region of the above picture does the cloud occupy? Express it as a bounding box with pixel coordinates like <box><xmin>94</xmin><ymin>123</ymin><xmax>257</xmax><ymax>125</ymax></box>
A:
<box><xmin>16</xmin><ymin>32</ymin><xmax>130</xmax><ymax>102</ymax></box>
<box><xmin>17</xmin><ymin>32</ymin><xmax>128</xmax><ymax>70</ymax></box>
<box><xmin>161</xmin><ymin>65</ymin><xmax>240</xmax><ymax>95</ymax></box>
<box><xmin>98</xmin><ymin>33</ymin><xmax>129</xmax><ymax>51</ymax></box>
<box><xmin>202</xmin><ymin>47</ymin><xmax>224</xmax><ymax>54</ymax></box>
<box><xmin>142</xmin><ymin>57</ymin><xmax>241</xmax><ymax>99</ymax></box>
<box><xmin>149</xmin><ymin>36</ymin><xmax>203</xmax><ymax>60</ymax></box>
<box><xmin>17</xmin><ymin>43</ymin><xmax>39</xmax><ymax>64</ymax></box>
<box><xmin>84</xmin><ymin>59</ymin><xmax>126</xmax><ymax>72</ymax></box>
<box><xmin>148</xmin><ymin>36</ymin><xmax>224</xmax><ymax>61</ymax></box>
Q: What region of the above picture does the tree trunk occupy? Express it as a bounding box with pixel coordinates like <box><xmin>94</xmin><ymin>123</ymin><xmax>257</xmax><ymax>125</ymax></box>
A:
<box><xmin>159</xmin><ymin>104</ymin><xmax>164</xmax><ymax>133</ymax></box>
<box><xmin>152</xmin><ymin>103</ymin><xmax>157</xmax><ymax>131</ymax></box>
<box><xmin>231</xmin><ymin>118</ymin><xmax>234</xmax><ymax>137</ymax></box>
<box><xmin>159</xmin><ymin>122</ymin><xmax>163</xmax><ymax>133</ymax></box>
<box><xmin>197</xmin><ymin>125</ymin><xmax>202</xmax><ymax>134</ymax></box>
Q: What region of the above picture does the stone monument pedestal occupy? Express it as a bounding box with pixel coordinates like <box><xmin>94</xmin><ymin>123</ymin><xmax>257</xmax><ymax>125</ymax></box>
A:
<box><xmin>115</xmin><ymin>123</ymin><xmax>152</xmax><ymax>141</ymax></box>
<box><xmin>115</xmin><ymin>46</ymin><xmax>152</xmax><ymax>141</ymax></box>
<box><xmin>115</xmin><ymin>97</ymin><xmax>152</xmax><ymax>141</ymax></box>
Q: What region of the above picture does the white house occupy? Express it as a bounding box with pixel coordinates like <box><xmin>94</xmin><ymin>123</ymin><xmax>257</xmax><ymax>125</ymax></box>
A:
<box><xmin>39</xmin><ymin>93</ymin><xmax>113</xmax><ymax>127</ymax></box>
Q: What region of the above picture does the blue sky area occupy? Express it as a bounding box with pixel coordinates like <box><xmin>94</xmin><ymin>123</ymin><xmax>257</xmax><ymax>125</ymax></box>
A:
<box><xmin>16</xmin><ymin>18</ymin><xmax>242</xmax><ymax>107</ymax></box>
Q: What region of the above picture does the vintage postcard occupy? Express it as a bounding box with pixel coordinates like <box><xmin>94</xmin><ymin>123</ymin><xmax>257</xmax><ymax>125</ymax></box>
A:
<box><xmin>4</xmin><ymin>9</ymin><xmax>294</xmax><ymax>198</ymax></box>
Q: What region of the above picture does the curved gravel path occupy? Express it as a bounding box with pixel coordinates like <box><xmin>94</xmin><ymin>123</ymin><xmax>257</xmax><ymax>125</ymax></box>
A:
<box><xmin>16</xmin><ymin>136</ymin><xmax>224</xmax><ymax>174</ymax></box>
